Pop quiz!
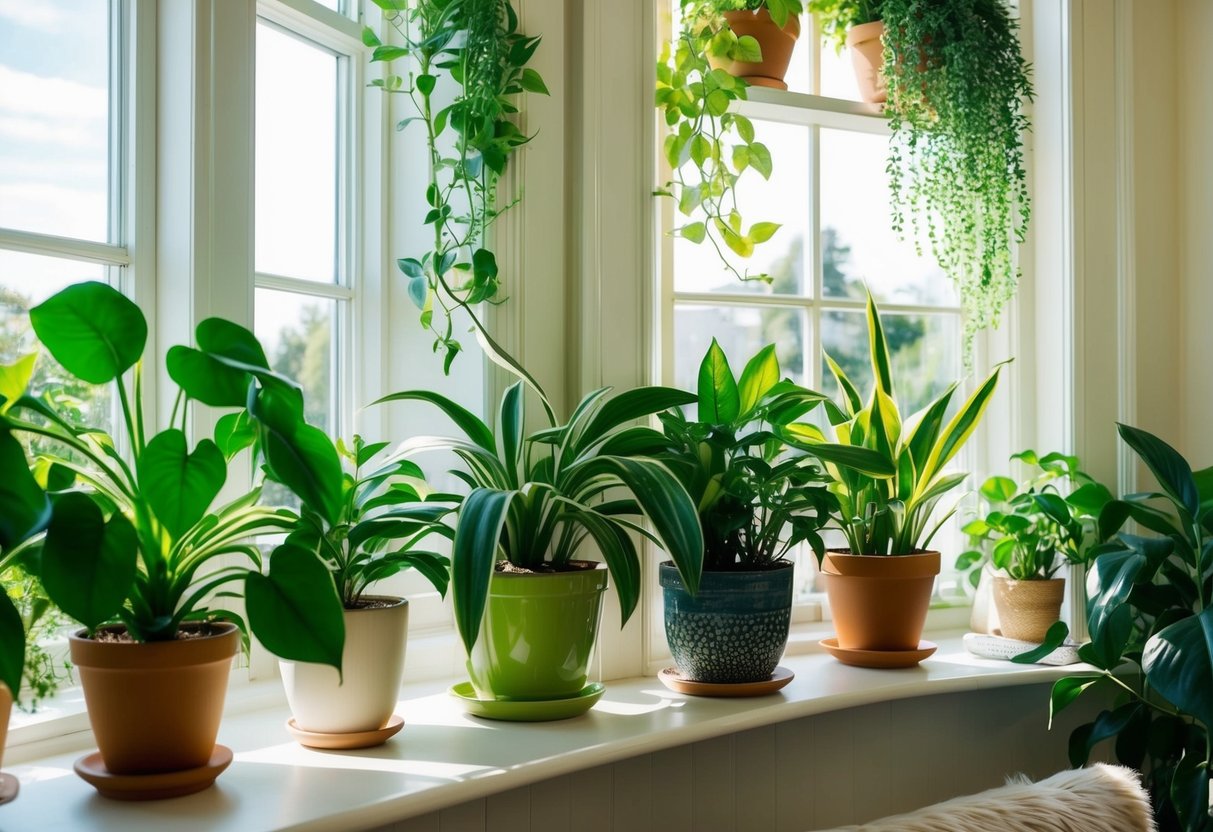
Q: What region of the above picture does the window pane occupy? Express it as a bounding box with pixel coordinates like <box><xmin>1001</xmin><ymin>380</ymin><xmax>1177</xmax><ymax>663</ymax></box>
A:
<box><xmin>818</xmin><ymin>40</ymin><xmax>863</xmax><ymax>101</ymax></box>
<box><xmin>674</xmin><ymin>303</ymin><xmax>805</xmax><ymax>393</ymax></box>
<box><xmin>819</xmin><ymin>128</ymin><xmax>955</xmax><ymax>305</ymax></box>
<box><xmin>821</xmin><ymin>310</ymin><xmax>959</xmax><ymax>417</ymax></box>
<box><xmin>0</xmin><ymin>0</ymin><xmax>111</xmax><ymax>242</ymax></box>
<box><xmin>255</xmin><ymin>24</ymin><xmax>338</xmax><ymax>283</ymax></box>
<box><xmin>673</xmin><ymin>121</ymin><xmax>809</xmax><ymax>295</ymax></box>
<box><xmin>0</xmin><ymin>249</ymin><xmax>111</xmax><ymax>429</ymax></box>
<box><xmin>254</xmin><ymin>289</ymin><xmax>336</xmax><ymax>433</ymax></box>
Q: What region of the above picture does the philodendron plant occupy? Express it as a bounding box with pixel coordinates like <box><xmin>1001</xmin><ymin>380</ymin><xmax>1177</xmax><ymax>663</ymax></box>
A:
<box><xmin>0</xmin><ymin>423</ymin><xmax>51</xmax><ymax>700</ymax></box>
<box><xmin>781</xmin><ymin>291</ymin><xmax>1007</xmax><ymax>556</ymax></box>
<box><xmin>7</xmin><ymin>282</ymin><xmax>345</xmax><ymax>670</ymax></box>
<box><xmin>1048</xmin><ymin>425</ymin><xmax>1213</xmax><ymax>832</ymax></box>
<box><xmin>376</xmin><ymin>381</ymin><xmax>705</xmax><ymax>652</ymax></box>
<box><xmin>658</xmin><ymin>340</ymin><xmax>836</xmax><ymax>570</ymax></box>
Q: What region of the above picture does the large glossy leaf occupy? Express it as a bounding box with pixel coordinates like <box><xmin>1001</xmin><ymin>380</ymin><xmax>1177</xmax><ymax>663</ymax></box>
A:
<box><xmin>794</xmin><ymin>441</ymin><xmax>896</xmax><ymax>478</ymax></box>
<box><xmin>41</xmin><ymin>492</ymin><xmax>137</xmax><ymax>630</ymax></box>
<box><xmin>498</xmin><ymin>381</ymin><xmax>524</xmax><ymax>485</ymax></box>
<box><xmin>251</xmin><ymin>387</ymin><xmax>343</xmax><ymax>527</ymax></box>
<box><xmin>913</xmin><ymin>361</ymin><xmax>1005</xmax><ymax>501</ymax></box>
<box><xmin>1143</xmin><ymin>608</ymin><xmax>1213</xmax><ymax>730</ymax></box>
<box><xmin>1117</xmin><ymin>423</ymin><xmax>1200</xmax><ymax>520</ymax></box>
<box><xmin>29</xmin><ymin>281</ymin><xmax>146</xmax><ymax>384</ymax></box>
<box><xmin>452</xmin><ymin>488</ymin><xmax>516</xmax><ymax>652</ymax></box>
<box><xmin>1086</xmin><ymin>544</ymin><xmax>1146</xmax><ymax>648</ymax></box>
<box><xmin>736</xmin><ymin>345</ymin><xmax>779</xmax><ymax>417</ymax></box>
<box><xmin>903</xmin><ymin>385</ymin><xmax>956</xmax><ymax>476</ymax></box>
<box><xmin>1010</xmin><ymin>620</ymin><xmax>1070</xmax><ymax>664</ymax></box>
<box><xmin>0</xmin><ymin>427</ymin><xmax>50</xmax><ymax>550</ymax></box>
<box><xmin>1049</xmin><ymin>675</ymin><xmax>1102</xmax><ymax>728</ymax></box>
<box><xmin>697</xmin><ymin>339</ymin><xmax>739</xmax><ymax>424</ymax></box>
<box><xmin>0</xmin><ymin>592</ymin><xmax>23</xmax><ymax>698</ymax></box>
<box><xmin>195</xmin><ymin>318</ymin><xmax>270</xmax><ymax>368</ymax></box>
<box><xmin>373</xmin><ymin>389</ymin><xmax>495</xmax><ymax>452</ymax></box>
<box><xmin>1170</xmin><ymin>748</ymin><xmax>1211</xmax><ymax>832</ymax></box>
<box><xmin>246</xmin><ymin>543</ymin><xmax>345</xmax><ymax>671</ymax></box>
<box><xmin>0</xmin><ymin>353</ymin><xmax>36</xmax><ymax>412</ymax></box>
<box><xmin>823</xmin><ymin>352</ymin><xmax>863</xmax><ymax>416</ymax></box>
<box><xmin>137</xmin><ymin>429</ymin><xmax>226</xmax><ymax>539</ymax></box>
<box><xmin>572</xmin><ymin>510</ymin><xmax>640</xmax><ymax>625</ymax></box>
<box><xmin>865</xmin><ymin>293</ymin><xmax>894</xmax><ymax>398</ymax></box>
<box><xmin>580</xmin><ymin>387</ymin><xmax>696</xmax><ymax>450</ymax></box>
<box><xmin>166</xmin><ymin>346</ymin><xmax>252</xmax><ymax>407</ymax></box>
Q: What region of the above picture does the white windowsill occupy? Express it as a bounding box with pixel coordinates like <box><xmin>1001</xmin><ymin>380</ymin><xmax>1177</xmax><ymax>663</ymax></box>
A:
<box><xmin>5</xmin><ymin>631</ymin><xmax>1090</xmax><ymax>832</ymax></box>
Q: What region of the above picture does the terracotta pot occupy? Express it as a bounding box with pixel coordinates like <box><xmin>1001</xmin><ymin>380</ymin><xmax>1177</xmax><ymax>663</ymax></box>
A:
<box><xmin>993</xmin><ymin>577</ymin><xmax>1065</xmax><ymax>643</ymax></box>
<box><xmin>822</xmin><ymin>550</ymin><xmax>940</xmax><ymax>651</ymax></box>
<box><xmin>846</xmin><ymin>20</ymin><xmax>887</xmax><ymax>103</ymax></box>
<box><xmin>69</xmin><ymin>623</ymin><xmax>239</xmax><ymax>775</ymax></box>
<box><xmin>660</xmin><ymin>561</ymin><xmax>793</xmax><ymax>683</ymax></box>
<box><xmin>467</xmin><ymin>564</ymin><xmax>607</xmax><ymax>700</ymax></box>
<box><xmin>710</xmin><ymin>9</ymin><xmax>802</xmax><ymax>90</ymax></box>
<box><xmin>0</xmin><ymin>682</ymin><xmax>14</xmax><ymax>804</ymax></box>
<box><xmin>281</xmin><ymin>596</ymin><xmax>408</xmax><ymax>734</ymax></box>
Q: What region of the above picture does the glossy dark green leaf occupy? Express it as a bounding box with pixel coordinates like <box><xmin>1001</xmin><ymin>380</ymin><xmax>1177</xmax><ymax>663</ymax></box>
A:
<box><xmin>1143</xmin><ymin>608</ymin><xmax>1213</xmax><ymax>730</ymax></box>
<box><xmin>41</xmin><ymin>492</ymin><xmax>137</xmax><ymax>630</ymax></box>
<box><xmin>580</xmin><ymin>386</ymin><xmax>696</xmax><ymax>450</ymax></box>
<box><xmin>0</xmin><ymin>427</ymin><xmax>50</xmax><ymax>550</ymax></box>
<box><xmin>1086</xmin><ymin>544</ymin><xmax>1145</xmax><ymax>647</ymax></box>
<box><xmin>1171</xmin><ymin>748</ymin><xmax>1211</xmax><ymax>832</ymax></box>
<box><xmin>736</xmin><ymin>345</ymin><xmax>779</xmax><ymax>417</ymax></box>
<box><xmin>1049</xmin><ymin>675</ymin><xmax>1102</xmax><ymax>729</ymax></box>
<box><xmin>697</xmin><ymin>339</ymin><xmax>739</xmax><ymax>424</ymax></box>
<box><xmin>246</xmin><ymin>543</ymin><xmax>345</xmax><ymax>671</ymax></box>
<box><xmin>29</xmin><ymin>281</ymin><xmax>146</xmax><ymax>384</ymax></box>
<box><xmin>214</xmin><ymin>411</ymin><xmax>257</xmax><ymax>460</ymax></box>
<box><xmin>196</xmin><ymin>318</ymin><xmax>270</xmax><ymax>368</ymax></box>
<box><xmin>1010</xmin><ymin>620</ymin><xmax>1069</xmax><ymax>664</ymax></box>
<box><xmin>166</xmin><ymin>346</ymin><xmax>252</xmax><ymax>408</ymax></box>
<box><xmin>372</xmin><ymin>389</ymin><xmax>495</xmax><ymax>453</ymax></box>
<box><xmin>793</xmin><ymin>441</ymin><xmax>896</xmax><ymax>478</ymax></box>
<box><xmin>497</xmin><ymin>381</ymin><xmax>524</xmax><ymax>483</ymax></box>
<box><xmin>0</xmin><ymin>592</ymin><xmax>24</xmax><ymax>698</ymax></box>
<box><xmin>865</xmin><ymin>292</ymin><xmax>895</xmax><ymax>398</ymax></box>
<box><xmin>1067</xmin><ymin>481</ymin><xmax>1114</xmax><ymax>517</ymax></box>
<box><xmin>250</xmin><ymin>387</ymin><xmax>343</xmax><ymax>527</ymax></box>
<box><xmin>451</xmin><ymin>488</ymin><xmax>516</xmax><ymax>652</ymax></box>
<box><xmin>573</xmin><ymin>511</ymin><xmax>640</xmax><ymax>625</ymax></box>
<box><xmin>1117</xmin><ymin>423</ymin><xmax>1200</xmax><ymax>520</ymax></box>
<box><xmin>137</xmin><ymin>429</ymin><xmax>226</xmax><ymax>539</ymax></box>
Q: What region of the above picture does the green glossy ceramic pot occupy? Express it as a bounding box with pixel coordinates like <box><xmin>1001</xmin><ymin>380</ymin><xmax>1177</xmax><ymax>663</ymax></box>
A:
<box><xmin>467</xmin><ymin>564</ymin><xmax>607</xmax><ymax>700</ymax></box>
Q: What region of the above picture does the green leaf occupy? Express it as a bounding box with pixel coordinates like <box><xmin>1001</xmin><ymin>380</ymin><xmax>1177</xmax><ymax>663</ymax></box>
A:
<box><xmin>371</xmin><ymin>45</ymin><xmax>407</xmax><ymax>62</ymax></box>
<box><xmin>166</xmin><ymin>346</ymin><xmax>251</xmax><ymax>408</ymax></box>
<box><xmin>0</xmin><ymin>426</ymin><xmax>50</xmax><ymax>550</ymax></box>
<box><xmin>697</xmin><ymin>339</ymin><xmax>739</xmax><ymax>423</ymax></box>
<box><xmin>865</xmin><ymin>292</ymin><xmax>894</xmax><ymax>397</ymax></box>
<box><xmin>580</xmin><ymin>386</ymin><xmax>695</xmax><ymax>451</ymax></box>
<box><xmin>572</xmin><ymin>512</ymin><xmax>640</xmax><ymax>625</ymax></box>
<box><xmin>747</xmin><ymin>142</ymin><xmax>773</xmax><ymax>178</ymax></box>
<box><xmin>734</xmin><ymin>115</ymin><xmax>755</xmax><ymax>143</ymax></box>
<box><xmin>734</xmin><ymin>34</ymin><xmax>762</xmax><ymax>63</ymax></box>
<box><xmin>0</xmin><ymin>353</ymin><xmax>36</xmax><ymax>412</ymax></box>
<box><xmin>979</xmin><ymin>475</ymin><xmax>1017</xmax><ymax>503</ymax></box>
<box><xmin>519</xmin><ymin>68</ymin><xmax>549</xmax><ymax>94</ymax></box>
<box><xmin>29</xmin><ymin>281</ymin><xmax>146</xmax><ymax>384</ymax></box>
<box><xmin>0</xmin><ymin>593</ymin><xmax>24</xmax><ymax>697</ymax></box>
<box><xmin>372</xmin><ymin>390</ymin><xmax>495</xmax><ymax>452</ymax></box>
<box><xmin>214</xmin><ymin>411</ymin><xmax>257</xmax><ymax>460</ymax></box>
<box><xmin>796</xmin><ymin>442</ymin><xmax>896</xmax><ymax>478</ymax></box>
<box><xmin>246</xmin><ymin>543</ymin><xmax>345</xmax><ymax>671</ymax></box>
<box><xmin>416</xmin><ymin>73</ymin><xmax>436</xmax><ymax>96</ymax></box>
<box><xmin>748</xmin><ymin>222</ymin><xmax>780</xmax><ymax>243</ymax></box>
<box><xmin>737</xmin><ymin>345</ymin><xmax>779</xmax><ymax>417</ymax></box>
<box><xmin>452</xmin><ymin>488</ymin><xmax>516</xmax><ymax>652</ymax></box>
<box><xmin>137</xmin><ymin>430</ymin><xmax>226</xmax><ymax>539</ymax></box>
<box><xmin>361</xmin><ymin>25</ymin><xmax>381</xmax><ymax>47</ymax></box>
<box><xmin>472</xmin><ymin>248</ymin><xmax>498</xmax><ymax>281</ymax></box>
<box><xmin>1033</xmin><ymin>492</ymin><xmax>1072</xmax><ymax>526</ymax></box>
<box><xmin>250</xmin><ymin>387</ymin><xmax>343</xmax><ymax>527</ymax></box>
<box><xmin>913</xmin><ymin>361</ymin><xmax>1006</xmax><ymax>502</ymax></box>
<box><xmin>1143</xmin><ymin>608</ymin><xmax>1213</xmax><ymax>730</ymax></box>
<box><xmin>1010</xmin><ymin>620</ymin><xmax>1069</xmax><ymax>664</ymax></box>
<box><xmin>679</xmin><ymin>222</ymin><xmax>706</xmax><ymax>244</ymax></box>
<box><xmin>1049</xmin><ymin>675</ymin><xmax>1101</xmax><ymax>728</ymax></box>
<box><xmin>1170</xmin><ymin>749</ymin><xmax>1211</xmax><ymax>832</ymax></box>
<box><xmin>1066</xmin><ymin>481</ymin><xmax>1114</xmax><ymax>517</ymax></box>
<box><xmin>41</xmin><ymin>492</ymin><xmax>137</xmax><ymax>630</ymax></box>
<box><xmin>1117</xmin><ymin>423</ymin><xmax>1200</xmax><ymax>519</ymax></box>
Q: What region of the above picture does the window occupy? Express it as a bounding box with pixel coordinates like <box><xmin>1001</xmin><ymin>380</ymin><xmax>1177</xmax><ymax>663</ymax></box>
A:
<box><xmin>655</xmin><ymin>8</ymin><xmax>974</xmax><ymax>647</ymax></box>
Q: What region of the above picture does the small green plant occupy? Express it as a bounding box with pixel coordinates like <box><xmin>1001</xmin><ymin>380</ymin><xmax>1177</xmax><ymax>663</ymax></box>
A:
<box><xmin>957</xmin><ymin>451</ymin><xmax>1120</xmax><ymax>583</ymax></box>
<box><xmin>806</xmin><ymin>0</ymin><xmax>883</xmax><ymax>52</ymax></box>
<box><xmin>880</xmin><ymin>0</ymin><xmax>1033</xmax><ymax>361</ymax></box>
<box><xmin>779</xmin><ymin>291</ymin><xmax>1007</xmax><ymax>556</ymax></box>
<box><xmin>1048</xmin><ymin>425</ymin><xmax>1213</xmax><ymax>832</ymax></box>
<box><xmin>5</xmin><ymin>282</ymin><xmax>345</xmax><ymax>671</ymax></box>
<box><xmin>656</xmin><ymin>0</ymin><xmax>798</xmax><ymax>284</ymax></box>
<box><xmin>658</xmin><ymin>340</ymin><xmax>836</xmax><ymax>570</ymax></box>
<box><xmin>375</xmin><ymin>381</ymin><xmax>705</xmax><ymax>652</ymax></box>
<box><xmin>365</xmin><ymin>0</ymin><xmax>549</xmax><ymax>373</ymax></box>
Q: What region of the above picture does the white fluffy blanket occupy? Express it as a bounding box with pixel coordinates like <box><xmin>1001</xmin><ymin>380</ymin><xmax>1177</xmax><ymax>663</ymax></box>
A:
<box><xmin>816</xmin><ymin>764</ymin><xmax>1155</xmax><ymax>832</ymax></box>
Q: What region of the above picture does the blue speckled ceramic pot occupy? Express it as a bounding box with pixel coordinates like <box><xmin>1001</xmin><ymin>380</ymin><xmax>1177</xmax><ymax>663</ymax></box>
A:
<box><xmin>660</xmin><ymin>561</ymin><xmax>794</xmax><ymax>683</ymax></box>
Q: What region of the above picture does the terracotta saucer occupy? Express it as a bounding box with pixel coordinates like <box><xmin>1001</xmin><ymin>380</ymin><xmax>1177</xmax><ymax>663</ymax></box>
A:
<box><xmin>657</xmin><ymin>666</ymin><xmax>795</xmax><ymax>697</ymax></box>
<box><xmin>820</xmin><ymin>638</ymin><xmax>937</xmax><ymax>668</ymax></box>
<box><xmin>74</xmin><ymin>745</ymin><xmax>233</xmax><ymax>801</ymax></box>
<box><xmin>0</xmin><ymin>772</ymin><xmax>18</xmax><ymax>805</ymax></box>
<box><xmin>286</xmin><ymin>714</ymin><xmax>405</xmax><ymax>750</ymax></box>
<box><xmin>449</xmin><ymin>681</ymin><xmax>605</xmax><ymax>721</ymax></box>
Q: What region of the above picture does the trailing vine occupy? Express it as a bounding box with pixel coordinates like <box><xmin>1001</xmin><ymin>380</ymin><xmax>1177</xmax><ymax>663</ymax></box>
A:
<box><xmin>366</xmin><ymin>0</ymin><xmax>548</xmax><ymax>373</ymax></box>
<box><xmin>880</xmin><ymin>0</ymin><xmax>1033</xmax><ymax>362</ymax></box>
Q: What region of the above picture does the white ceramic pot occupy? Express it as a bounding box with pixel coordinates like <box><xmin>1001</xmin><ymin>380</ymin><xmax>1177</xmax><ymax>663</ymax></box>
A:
<box><xmin>280</xmin><ymin>596</ymin><xmax>408</xmax><ymax>734</ymax></box>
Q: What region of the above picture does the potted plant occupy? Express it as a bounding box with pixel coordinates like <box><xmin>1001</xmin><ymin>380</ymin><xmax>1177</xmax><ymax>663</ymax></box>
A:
<box><xmin>0</xmin><ymin>419</ymin><xmax>52</xmax><ymax>805</ymax></box>
<box><xmin>780</xmin><ymin>291</ymin><xmax>1006</xmax><ymax>666</ymax></box>
<box><xmin>807</xmin><ymin>0</ymin><xmax>884</xmax><ymax>100</ymax></box>
<box><xmin>698</xmin><ymin>0</ymin><xmax>806</xmax><ymax>89</ymax></box>
<box><xmin>809</xmin><ymin>0</ymin><xmax>1032</xmax><ymax>366</ymax></box>
<box><xmin>273</xmin><ymin>435</ymin><xmax>452</xmax><ymax>748</ymax></box>
<box><xmin>376</xmin><ymin>380</ymin><xmax>703</xmax><ymax>713</ymax></box>
<box><xmin>957</xmin><ymin>451</ymin><xmax>1119</xmax><ymax>642</ymax></box>
<box><xmin>365</xmin><ymin>0</ymin><xmax>549</xmax><ymax>373</ymax></box>
<box><xmin>1049</xmin><ymin>425</ymin><xmax>1213</xmax><ymax>832</ymax></box>
<box><xmin>6</xmin><ymin>282</ymin><xmax>343</xmax><ymax>797</ymax></box>
<box><xmin>656</xmin><ymin>340</ymin><xmax>834</xmax><ymax>689</ymax></box>
<box><xmin>656</xmin><ymin>2</ymin><xmax>787</xmax><ymax>285</ymax></box>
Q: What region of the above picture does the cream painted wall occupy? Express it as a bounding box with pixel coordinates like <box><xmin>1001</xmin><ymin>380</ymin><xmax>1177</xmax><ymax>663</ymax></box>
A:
<box><xmin>1178</xmin><ymin>0</ymin><xmax>1213</xmax><ymax>465</ymax></box>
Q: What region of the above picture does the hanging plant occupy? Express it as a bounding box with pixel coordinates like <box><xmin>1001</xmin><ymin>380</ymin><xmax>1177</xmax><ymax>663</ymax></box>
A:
<box><xmin>366</xmin><ymin>0</ymin><xmax>548</xmax><ymax>373</ymax></box>
<box><xmin>880</xmin><ymin>0</ymin><xmax>1033</xmax><ymax>361</ymax></box>
<box><xmin>655</xmin><ymin>1</ymin><xmax>804</xmax><ymax>284</ymax></box>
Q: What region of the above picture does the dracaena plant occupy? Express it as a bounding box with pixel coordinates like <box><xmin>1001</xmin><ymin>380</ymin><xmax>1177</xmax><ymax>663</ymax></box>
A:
<box><xmin>1047</xmin><ymin>425</ymin><xmax>1213</xmax><ymax>832</ymax></box>
<box><xmin>365</xmin><ymin>0</ymin><xmax>549</xmax><ymax>373</ymax></box>
<box><xmin>956</xmin><ymin>451</ymin><xmax>1121</xmax><ymax>584</ymax></box>
<box><xmin>282</xmin><ymin>435</ymin><xmax>453</xmax><ymax>609</ymax></box>
<box><xmin>374</xmin><ymin>381</ymin><xmax>705</xmax><ymax>652</ymax></box>
<box><xmin>3</xmin><ymin>282</ymin><xmax>345</xmax><ymax>671</ymax></box>
<box><xmin>658</xmin><ymin>340</ymin><xmax>836</xmax><ymax>571</ymax></box>
<box><xmin>656</xmin><ymin>0</ymin><xmax>794</xmax><ymax>284</ymax></box>
<box><xmin>780</xmin><ymin>291</ymin><xmax>1007</xmax><ymax>556</ymax></box>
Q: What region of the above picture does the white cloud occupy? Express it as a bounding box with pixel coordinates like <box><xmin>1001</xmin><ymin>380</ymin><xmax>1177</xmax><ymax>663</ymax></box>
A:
<box><xmin>0</xmin><ymin>115</ymin><xmax>104</xmax><ymax>149</ymax></box>
<box><xmin>0</xmin><ymin>0</ymin><xmax>69</xmax><ymax>33</ymax></box>
<box><xmin>0</xmin><ymin>65</ymin><xmax>106</xmax><ymax>119</ymax></box>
